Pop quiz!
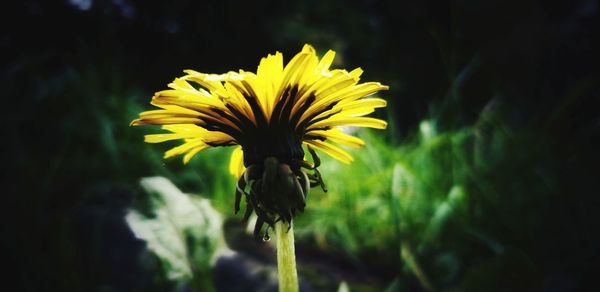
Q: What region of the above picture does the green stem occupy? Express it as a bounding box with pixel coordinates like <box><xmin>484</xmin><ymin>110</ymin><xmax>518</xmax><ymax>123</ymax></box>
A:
<box><xmin>275</xmin><ymin>220</ymin><xmax>299</xmax><ymax>292</ymax></box>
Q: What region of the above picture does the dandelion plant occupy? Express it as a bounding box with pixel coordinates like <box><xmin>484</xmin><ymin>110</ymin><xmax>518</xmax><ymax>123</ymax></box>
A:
<box><xmin>132</xmin><ymin>44</ymin><xmax>388</xmax><ymax>291</ymax></box>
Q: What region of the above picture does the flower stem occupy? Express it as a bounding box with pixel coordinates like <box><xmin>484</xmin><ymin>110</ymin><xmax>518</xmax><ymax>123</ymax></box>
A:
<box><xmin>275</xmin><ymin>220</ymin><xmax>299</xmax><ymax>292</ymax></box>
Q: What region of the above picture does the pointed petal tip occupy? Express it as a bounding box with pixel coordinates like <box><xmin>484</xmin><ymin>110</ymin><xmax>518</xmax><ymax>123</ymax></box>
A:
<box><xmin>144</xmin><ymin>134</ymin><xmax>172</xmax><ymax>143</ymax></box>
<box><xmin>130</xmin><ymin>119</ymin><xmax>142</xmax><ymax>126</ymax></box>
<box><xmin>183</xmin><ymin>69</ymin><xmax>201</xmax><ymax>75</ymax></box>
<box><xmin>298</xmin><ymin>45</ymin><xmax>317</xmax><ymax>58</ymax></box>
<box><xmin>163</xmin><ymin>151</ymin><xmax>181</xmax><ymax>161</ymax></box>
<box><xmin>302</xmin><ymin>44</ymin><xmax>316</xmax><ymax>53</ymax></box>
<box><xmin>373</xmin><ymin>121</ymin><xmax>388</xmax><ymax>129</ymax></box>
<box><xmin>340</xmin><ymin>155</ymin><xmax>354</xmax><ymax>164</ymax></box>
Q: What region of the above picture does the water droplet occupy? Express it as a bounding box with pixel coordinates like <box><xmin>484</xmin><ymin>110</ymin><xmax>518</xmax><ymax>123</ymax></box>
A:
<box><xmin>262</xmin><ymin>232</ymin><xmax>271</xmax><ymax>242</ymax></box>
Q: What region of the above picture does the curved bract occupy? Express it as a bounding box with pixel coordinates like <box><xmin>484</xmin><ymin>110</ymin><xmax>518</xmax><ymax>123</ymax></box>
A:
<box><xmin>132</xmin><ymin>44</ymin><xmax>388</xmax><ymax>238</ymax></box>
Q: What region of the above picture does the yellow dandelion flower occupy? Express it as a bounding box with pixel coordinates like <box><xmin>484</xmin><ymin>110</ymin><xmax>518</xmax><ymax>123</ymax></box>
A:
<box><xmin>131</xmin><ymin>44</ymin><xmax>388</xmax><ymax>239</ymax></box>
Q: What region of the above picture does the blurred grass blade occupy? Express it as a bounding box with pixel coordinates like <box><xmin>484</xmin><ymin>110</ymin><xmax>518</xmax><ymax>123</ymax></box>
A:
<box><xmin>419</xmin><ymin>185</ymin><xmax>466</xmax><ymax>249</ymax></box>
<box><xmin>337</xmin><ymin>281</ymin><xmax>350</xmax><ymax>292</ymax></box>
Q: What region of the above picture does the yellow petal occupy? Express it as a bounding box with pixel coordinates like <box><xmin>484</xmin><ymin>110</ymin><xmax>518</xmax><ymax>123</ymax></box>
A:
<box><xmin>314</xmin><ymin>72</ymin><xmax>357</xmax><ymax>98</ymax></box>
<box><xmin>201</xmin><ymin>130</ymin><xmax>235</xmax><ymax>145</ymax></box>
<box><xmin>223</xmin><ymin>82</ymin><xmax>256</xmax><ymax>124</ymax></box>
<box><xmin>144</xmin><ymin>122</ymin><xmax>235</xmax><ymax>159</ymax></box>
<box><xmin>229</xmin><ymin>146</ymin><xmax>245</xmax><ymax>178</ymax></box>
<box><xmin>131</xmin><ymin>117</ymin><xmax>203</xmax><ymax>126</ymax></box>
<box><xmin>278</xmin><ymin>50</ymin><xmax>311</xmax><ymax>94</ymax></box>
<box><xmin>153</xmin><ymin>90</ymin><xmax>225</xmax><ymax>110</ymax></box>
<box><xmin>257</xmin><ymin>52</ymin><xmax>284</xmax><ymax>114</ymax></box>
<box><xmin>161</xmin><ymin>124</ymin><xmax>205</xmax><ymax>134</ymax></box>
<box><xmin>162</xmin><ymin>124</ymin><xmax>234</xmax><ymax>145</ymax></box>
<box><xmin>349</xmin><ymin>68</ymin><xmax>363</xmax><ymax>80</ymax></box>
<box><xmin>314</xmin><ymin>82</ymin><xmax>388</xmax><ymax>113</ymax></box>
<box><xmin>137</xmin><ymin>111</ymin><xmax>198</xmax><ymax>122</ymax></box>
<box><xmin>322</xmin><ymin>99</ymin><xmax>387</xmax><ymax>119</ymax></box>
<box><xmin>183</xmin><ymin>144</ymin><xmax>209</xmax><ymax>164</ymax></box>
<box><xmin>304</xmin><ymin>140</ymin><xmax>353</xmax><ymax>164</ymax></box>
<box><xmin>303</xmin><ymin>49</ymin><xmax>336</xmax><ymax>85</ymax></box>
<box><xmin>308</xmin><ymin>116</ymin><xmax>388</xmax><ymax>130</ymax></box>
<box><xmin>238</xmin><ymin>77</ymin><xmax>269</xmax><ymax>121</ymax></box>
<box><xmin>164</xmin><ymin>139</ymin><xmax>205</xmax><ymax>159</ymax></box>
<box><xmin>301</xmin><ymin>44</ymin><xmax>316</xmax><ymax>54</ymax></box>
<box><xmin>302</xmin><ymin>98</ymin><xmax>387</xmax><ymax>126</ymax></box>
<box><xmin>295</xmin><ymin>53</ymin><xmax>319</xmax><ymax>88</ymax></box>
<box><xmin>147</xmin><ymin>103</ymin><xmax>202</xmax><ymax>115</ymax></box>
<box><xmin>315</xmin><ymin>50</ymin><xmax>335</xmax><ymax>74</ymax></box>
<box><xmin>335</xmin><ymin>97</ymin><xmax>387</xmax><ymax>111</ymax></box>
<box><xmin>182</xmin><ymin>70</ymin><xmax>225</xmax><ymax>92</ymax></box>
<box><xmin>291</xmin><ymin>70</ymin><xmax>354</xmax><ymax>118</ymax></box>
<box><xmin>307</xmin><ymin>129</ymin><xmax>365</xmax><ymax>148</ymax></box>
<box><xmin>145</xmin><ymin>133</ymin><xmax>190</xmax><ymax>143</ymax></box>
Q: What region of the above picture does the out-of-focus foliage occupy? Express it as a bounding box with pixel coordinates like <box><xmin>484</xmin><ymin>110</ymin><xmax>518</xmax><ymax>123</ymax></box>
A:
<box><xmin>294</xmin><ymin>107</ymin><xmax>554</xmax><ymax>290</ymax></box>
<box><xmin>126</xmin><ymin>177</ymin><xmax>228</xmax><ymax>291</ymax></box>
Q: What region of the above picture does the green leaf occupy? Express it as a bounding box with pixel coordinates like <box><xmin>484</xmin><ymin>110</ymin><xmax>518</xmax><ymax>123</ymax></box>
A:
<box><xmin>126</xmin><ymin>176</ymin><xmax>227</xmax><ymax>287</ymax></box>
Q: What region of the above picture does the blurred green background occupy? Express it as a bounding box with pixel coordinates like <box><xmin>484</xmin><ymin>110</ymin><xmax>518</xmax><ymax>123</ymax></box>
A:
<box><xmin>2</xmin><ymin>0</ymin><xmax>600</xmax><ymax>291</ymax></box>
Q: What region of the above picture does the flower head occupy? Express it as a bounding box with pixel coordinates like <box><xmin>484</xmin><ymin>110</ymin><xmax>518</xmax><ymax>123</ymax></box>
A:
<box><xmin>132</xmin><ymin>44</ymin><xmax>388</xmax><ymax>239</ymax></box>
